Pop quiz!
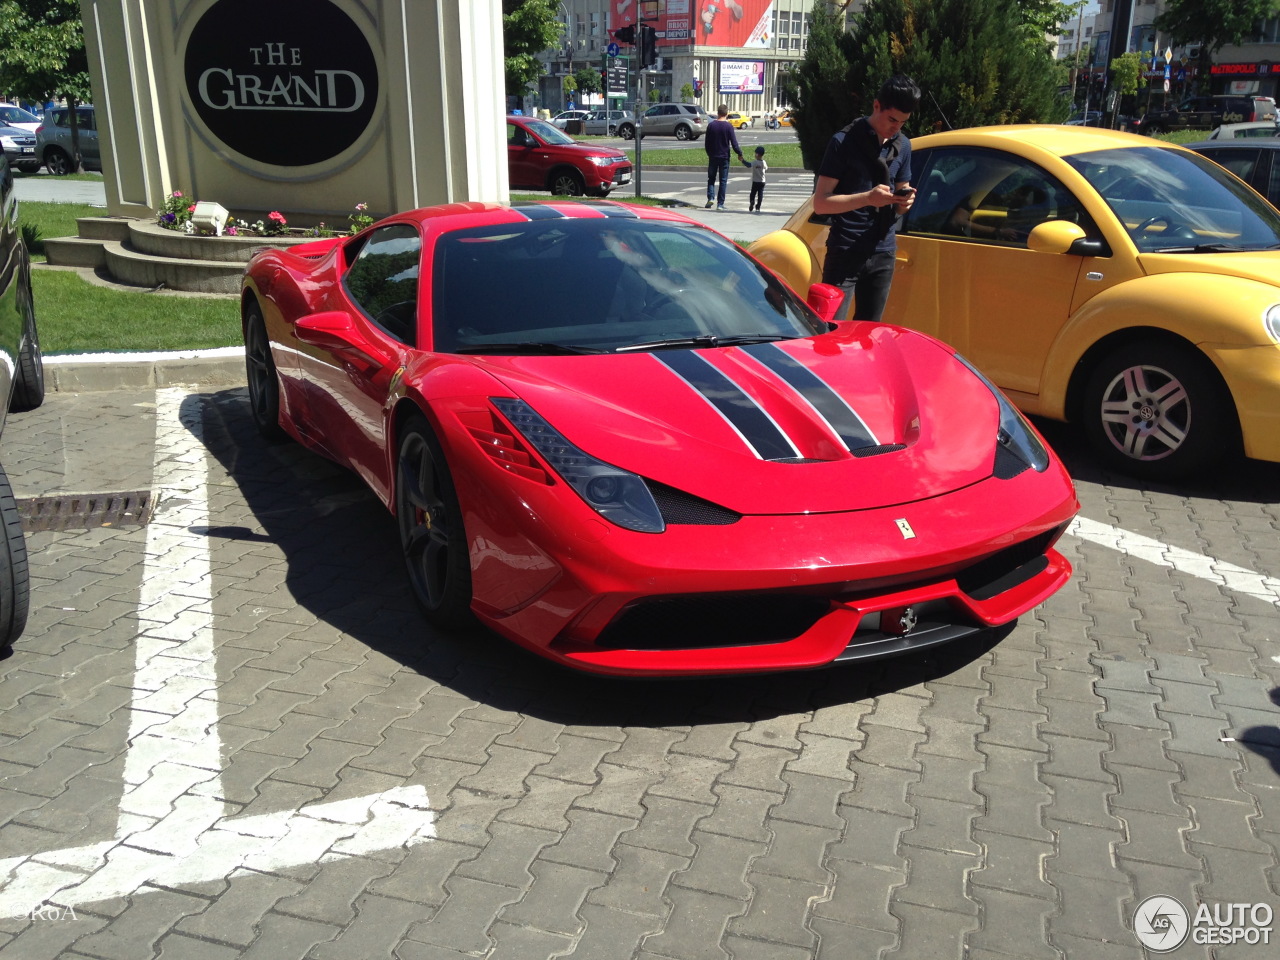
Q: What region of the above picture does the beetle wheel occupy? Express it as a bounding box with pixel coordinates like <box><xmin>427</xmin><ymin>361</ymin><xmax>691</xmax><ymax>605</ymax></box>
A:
<box><xmin>1083</xmin><ymin>341</ymin><xmax>1236</xmax><ymax>479</ymax></box>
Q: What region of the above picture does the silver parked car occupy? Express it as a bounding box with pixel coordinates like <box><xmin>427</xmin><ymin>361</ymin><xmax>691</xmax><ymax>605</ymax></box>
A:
<box><xmin>639</xmin><ymin>103</ymin><xmax>711</xmax><ymax>141</ymax></box>
<box><xmin>584</xmin><ymin>109</ymin><xmax>635</xmax><ymax>138</ymax></box>
<box><xmin>1204</xmin><ymin>121</ymin><xmax>1280</xmax><ymax>140</ymax></box>
<box><xmin>35</xmin><ymin>105</ymin><xmax>100</xmax><ymax>174</ymax></box>
<box><xmin>0</xmin><ymin>124</ymin><xmax>39</xmax><ymax>173</ymax></box>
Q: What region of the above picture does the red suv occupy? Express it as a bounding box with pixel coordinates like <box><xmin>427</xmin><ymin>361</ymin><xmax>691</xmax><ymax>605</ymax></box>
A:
<box><xmin>506</xmin><ymin>115</ymin><xmax>632</xmax><ymax>198</ymax></box>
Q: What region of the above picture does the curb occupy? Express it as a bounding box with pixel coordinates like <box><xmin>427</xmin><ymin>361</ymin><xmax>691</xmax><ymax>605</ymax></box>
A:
<box><xmin>45</xmin><ymin>348</ymin><xmax>245</xmax><ymax>393</ymax></box>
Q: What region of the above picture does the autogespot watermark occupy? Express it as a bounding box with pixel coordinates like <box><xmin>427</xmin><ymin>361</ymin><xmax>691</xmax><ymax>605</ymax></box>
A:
<box><xmin>1133</xmin><ymin>895</ymin><xmax>1274</xmax><ymax>951</ymax></box>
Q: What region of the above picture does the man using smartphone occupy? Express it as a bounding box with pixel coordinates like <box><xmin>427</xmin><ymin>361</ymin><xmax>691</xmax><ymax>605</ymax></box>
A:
<box><xmin>812</xmin><ymin>75</ymin><xmax>920</xmax><ymax>323</ymax></box>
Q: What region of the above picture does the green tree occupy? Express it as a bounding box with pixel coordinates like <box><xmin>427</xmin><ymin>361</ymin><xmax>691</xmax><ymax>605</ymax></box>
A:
<box><xmin>503</xmin><ymin>0</ymin><xmax>563</xmax><ymax>104</ymax></box>
<box><xmin>789</xmin><ymin>0</ymin><xmax>1071</xmax><ymax>170</ymax></box>
<box><xmin>0</xmin><ymin>0</ymin><xmax>90</xmax><ymax>170</ymax></box>
<box><xmin>1155</xmin><ymin>0</ymin><xmax>1280</xmax><ymax>90</ymax></box>
<box><xmin>1108</xmin><ymin>50</ymin><xmax>1143</xmax><ymax>127</ymax></box>
<box><xmin>562</xmin><ymin>74</ymin><xmax>577</xmax><ymax>106</ymax></box>
<box><xmin>573</xmin><ymin>67</ymin><xmax>601</xmax><ymax>97</ymax></box>
<box><xmin>680</xmin><ymin>81</ymin><xmax>696</xmax><ymax>103</ymax></box>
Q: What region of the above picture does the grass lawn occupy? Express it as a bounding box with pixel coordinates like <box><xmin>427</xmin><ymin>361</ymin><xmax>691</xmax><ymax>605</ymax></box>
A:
<box><xmin>624</xmin><ymin>142</ymin><xmax>804</xmax><ymax>167</ymax></box>
<box><xmin>33</xmin><ymin>269</ymin><xmax>240</xmax><ymax>355</ymax></box>
<box><xmin>18</xmin><ymin>201</ymin><xmax>104</xmax><ymax>261</ymax></box>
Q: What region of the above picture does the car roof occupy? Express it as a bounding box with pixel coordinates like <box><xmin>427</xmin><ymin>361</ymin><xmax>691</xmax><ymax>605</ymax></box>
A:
<box><xmin>1185</xmin><ymin>138</ymin><xmax>1280</xmax><ymax>150</ymax></box>
<box><xmin>912</xmin><ymin>124</ymin><xmax>1175</xmax><ymax>157</ymax></box>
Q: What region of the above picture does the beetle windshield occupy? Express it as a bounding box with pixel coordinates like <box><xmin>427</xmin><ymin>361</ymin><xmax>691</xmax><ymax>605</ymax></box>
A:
<box><xmin>432</xmin><ymin>216</ymin><xmax>827</xmax><ymax>354</ymax></box>
<box><xmin>1063</xmin><ymin>146</ymin><xmax>1280</xmax><ymax>252</ymax></box>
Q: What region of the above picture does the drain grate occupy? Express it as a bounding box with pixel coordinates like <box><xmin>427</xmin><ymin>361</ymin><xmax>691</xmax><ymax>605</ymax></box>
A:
<box><xmin>17</xmin><ymin>491</ymin><xmax>155</xmax><ymax>532</ymax></box>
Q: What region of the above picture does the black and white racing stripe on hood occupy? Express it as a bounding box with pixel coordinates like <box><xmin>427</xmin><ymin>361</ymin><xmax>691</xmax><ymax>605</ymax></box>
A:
<box><xmin>738</xmin><ymin>342</ymin><xmax>880</xmax><ymax>452</ymax></box>
<box><xmin>654</xmin><ymin>351</ymin><xmax>800</xmax><ymax>461</ymax></box>
<box><xmin>655</xmin><ymin>345</ymin><xmax>882</xmax><ymax>461</ymax></box>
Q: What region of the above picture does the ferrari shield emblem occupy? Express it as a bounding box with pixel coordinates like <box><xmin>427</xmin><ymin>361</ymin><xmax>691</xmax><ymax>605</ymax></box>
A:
<box><xmin>895</xmin><ymin>518</ymin><xmax>916</xmax><ymax>540</ymax></box>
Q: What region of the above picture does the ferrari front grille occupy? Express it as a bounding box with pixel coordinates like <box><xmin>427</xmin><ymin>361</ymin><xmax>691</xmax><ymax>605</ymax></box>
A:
<box><xmin>955</xmin><ymin>527</ymin><xmax>1060</xmax><ymax>601</ymax></box>
<box><xmin>643</xmin><ymin>480</ymin><xmax>740</xmax><ymax>525</ymax></box>
<box><xmin>594</xmin><ymin>593</ymin><xmax>830</xmax><ymax>650</ymax></box>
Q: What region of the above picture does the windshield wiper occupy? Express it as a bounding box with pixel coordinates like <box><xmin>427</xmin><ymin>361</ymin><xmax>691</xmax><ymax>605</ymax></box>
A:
<box><xmin>1155</xmin><ymin>243</ymin><xmax>1249</xmax><ymax>253</ymax></box>
<box><xmin>456</xmin><ymin>342</ymin><xmax>605</xmax><ymax>355</ymax></box>
<box><xmin>614</xmin><ymin>334</ymin><xmax>791</xmax><ymax>353</ymax></box>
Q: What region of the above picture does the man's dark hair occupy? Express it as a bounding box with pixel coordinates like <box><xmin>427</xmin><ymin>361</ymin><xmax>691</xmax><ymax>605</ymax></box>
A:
<box><xmin>876</xmin><ymin>75</ymin><xmax>920</xmax><ymax>114</ymax></box>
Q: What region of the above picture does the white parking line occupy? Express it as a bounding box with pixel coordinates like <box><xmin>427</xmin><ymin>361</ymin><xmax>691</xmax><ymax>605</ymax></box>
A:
<box><xmin>1068</xmin><ymin>516</ymin><xmax>1280</xmax><ymax>607</ymax></box>
<box><xmin>0</xmin><ymin>388</ymin><xmax>435</xmax><ymax>918</ymax></box>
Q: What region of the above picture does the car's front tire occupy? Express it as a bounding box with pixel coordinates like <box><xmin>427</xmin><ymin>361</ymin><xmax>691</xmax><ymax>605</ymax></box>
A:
<box><xmin>617</xmin><ymin>123</ymin><xmax>634</xmax><ymax>140</ymax></box>
<box><xmin>244</xmin><ymin>300</ymin><xmax>286</xmax><ymax>441</ymax></box>
<box><xmin>396</xmin><ymin>416</ymin><xmax>473</xmax><ymax>631</ymax></box>
<box><xmin>550</xmin><ymin>169</ymin><xmax>586</xmax><ymax>196</ymax></box>
<box><xmin>1083</xmin><ymin>341</ymin><xmax>1236</xmax><ymax>479</ymax></box>
<box><xmin>0</xmin><ymin>462</ymin><xmax>29</xmax><ymax>653</ymax></box>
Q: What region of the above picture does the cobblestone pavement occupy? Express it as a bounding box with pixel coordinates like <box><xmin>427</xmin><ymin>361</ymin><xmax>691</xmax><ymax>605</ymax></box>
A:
<box><xmin>0</xmin><ymin>384</ymin><xmax>1277</xmax><ymax>959</ymax></box>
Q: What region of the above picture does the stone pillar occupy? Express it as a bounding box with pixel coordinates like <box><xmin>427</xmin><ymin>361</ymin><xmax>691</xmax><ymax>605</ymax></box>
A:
<box><xmin>79</xmin><ymin>0</ymin><xmax>509</xmax><ymax>223</ymax></box>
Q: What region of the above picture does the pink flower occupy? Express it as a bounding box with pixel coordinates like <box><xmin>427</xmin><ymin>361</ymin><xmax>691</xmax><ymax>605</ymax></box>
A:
<box><xmin>187</xmin><ymin>204</ymin><xmax>196</xmax><ymax>213</ymax></box>
<box><xmin>226</xmin><ymin>226</ymin><xmax>238</xmax><ymax>236</ymax></box>
<box><xmin>172</xmin><ymin>190</ymin><xmax>183</xmax><ymax>198</ymax></box>
<box><xmin>268</xmin><ymin>211</ymin><xmax>286</xmax><ymax>223</ymax></box>
<box><xmin>355</xmin><ymin>202</ymin><xmax>368</xmax><ymax>211</ymax></box>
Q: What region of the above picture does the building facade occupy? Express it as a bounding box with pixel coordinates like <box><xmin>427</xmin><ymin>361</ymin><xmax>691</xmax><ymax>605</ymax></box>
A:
<box><xmin>534</xmin><ymin>1</ymin><xmax>866</xmax><ymax>117</ymax></box>
<box><xmin>1060</xmin><ymin>1</ymin><xmax>1280</xmax><ymax>102</ymax></box>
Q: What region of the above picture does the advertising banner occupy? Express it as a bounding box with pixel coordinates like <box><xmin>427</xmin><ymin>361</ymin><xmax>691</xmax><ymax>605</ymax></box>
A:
<box><xmin>613</xmin><ymin>0</ymin><xmax>773</xmax><ymax>49</ymax></box>
<box><xmin>718</xmin><ymin>60</ymin><xmax>765</xmax><ymax>94</ymax></box>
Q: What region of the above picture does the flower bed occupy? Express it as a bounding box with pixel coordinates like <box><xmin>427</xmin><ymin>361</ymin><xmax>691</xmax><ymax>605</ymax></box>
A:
<box><xmin>157</xmin><ymin>191</ymin><xmax>372</xmax><ymax>239</ymax></box>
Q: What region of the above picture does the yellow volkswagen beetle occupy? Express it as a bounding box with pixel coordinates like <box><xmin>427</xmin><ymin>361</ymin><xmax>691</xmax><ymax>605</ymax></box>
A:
<box><xmin>749</xmin><ymin>125</ymin><xmax>1280</xmax><ymax>479</ymax></box>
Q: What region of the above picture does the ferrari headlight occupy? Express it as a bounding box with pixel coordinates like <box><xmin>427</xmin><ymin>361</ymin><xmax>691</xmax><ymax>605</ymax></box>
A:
<box><xmin>1266</xmin><ymin>304</ymin><xmax>1280</xmax><ymax>344</ymax></box>
<box><xmin>954</xmin><ymin>354</ymin><xmax>1050</xmax><ymax>473</ymax></box>
<box><xmin>491</xmin><ymin>398</ymin><xmax>665</xmax><ymax>533</ymax></box>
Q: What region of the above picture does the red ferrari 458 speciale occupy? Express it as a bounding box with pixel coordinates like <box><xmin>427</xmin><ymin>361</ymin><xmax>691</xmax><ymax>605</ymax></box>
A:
<box><xmin>242</xmin><ymin>200</ymin><xmax>1077</xmax><ymax>676</ymax></box>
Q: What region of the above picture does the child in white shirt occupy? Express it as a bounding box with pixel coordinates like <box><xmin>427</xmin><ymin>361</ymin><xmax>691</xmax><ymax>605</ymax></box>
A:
<box><xmin>747</xmin><ymin>146</ymin><xmax>767</xmax><ymax>212</ymax></box>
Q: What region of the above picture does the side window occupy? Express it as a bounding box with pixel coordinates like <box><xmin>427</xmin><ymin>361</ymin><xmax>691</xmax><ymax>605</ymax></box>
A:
<box><xmin>1200</xmin><ymin>148</ymin><xmax>1260</xmax><ymax>184</ymax></box>
<box><xmin>1268</xmin><ymin>155</ymin><xmax>1280</xmax><ymax>204</ymax></box>
<box><xmin>343</xmin><ymin>223</ymin><xmax>421</xmax><ymax>346</ymax></box>
<box><xmin>507</xmin><ymin>122</ymin><xmax>531</xmax><ymax>146</ymax></box>
<box><xmin>905</xmin><ymin>147</ymin><xmax>1098</xmax><ymax>249</ymax></box>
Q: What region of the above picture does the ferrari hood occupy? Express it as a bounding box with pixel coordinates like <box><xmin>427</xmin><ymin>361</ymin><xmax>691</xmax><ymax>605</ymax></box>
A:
<box><xmin>470</xmin><ymin>328</ymin><xmax>1007</xmax><ymax>515</ymax></box>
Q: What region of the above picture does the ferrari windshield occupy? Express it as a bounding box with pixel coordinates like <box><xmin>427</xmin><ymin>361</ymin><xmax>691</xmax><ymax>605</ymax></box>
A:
<box><xmin>1063</xmin><ymin>145</ymin><xmax>1280</xmax><ymax>252</ymax></box>
<box><xmin>431</xmin><ymin>216</ymin><xmax>827</xmax><ymax>354</ymax></box>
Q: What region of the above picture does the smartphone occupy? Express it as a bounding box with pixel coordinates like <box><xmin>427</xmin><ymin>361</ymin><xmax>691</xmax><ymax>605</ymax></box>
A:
<box><xmin>894</xmin><ymin>186</ymin><xmax>915</xmax><ymax>197</ymax></box>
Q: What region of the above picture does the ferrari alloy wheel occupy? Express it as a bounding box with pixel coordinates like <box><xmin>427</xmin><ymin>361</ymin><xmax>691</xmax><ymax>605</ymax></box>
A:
<box><xmin>0</xmin><ymin>462</ymin><xmax>29</xmax><ymax>653</ymax></box>
<box><xmin>1084</xmin><ymin>341</ymin><xmax>1234</xmax><ymax>479</ymax></box>
<box><xmin>43</xmin><ymin>147</ymin><xmax>71</xmax><ymax>176</ymax></box>
<box><xmin>244</xmin><ymin>301</ymin><xmax>285</xmax><ymax>440</ymax></box>
<box><xmin>550</xmin><ymin>170</ymin><xmax>585</xmax><ymax>196</ymax></box>
<box><xmin>674</xmin><ymin>124</ymin><xmax>692</xmax><ymax>140</ymax></box>
<box><xmin>396</xmin><ymin>417</ymin><xmax>473</xmax><ymax>630</ymax></box>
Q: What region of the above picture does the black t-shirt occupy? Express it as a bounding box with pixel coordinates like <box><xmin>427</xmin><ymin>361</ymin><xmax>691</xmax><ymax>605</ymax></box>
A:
<box><xmin>817</xmin><ymin>118</ymin><xmax>913</xmax><ymax>255</ymax></box>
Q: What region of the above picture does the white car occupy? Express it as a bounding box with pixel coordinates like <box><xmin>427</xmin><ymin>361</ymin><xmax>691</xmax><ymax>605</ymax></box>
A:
<box><xmin>0</xmin><ymin>104</ymin><xmax>40</xmax><ymax>134</ymax></box>
<box><xmin>1204</xmin><ymin>120</ymin><xmax>1280</xmax><ymax>139</ymax></box>
<box><xmin>551</xmin><ymin>110</ymin><xmax>591</xmax><ymax>130</ymax></box>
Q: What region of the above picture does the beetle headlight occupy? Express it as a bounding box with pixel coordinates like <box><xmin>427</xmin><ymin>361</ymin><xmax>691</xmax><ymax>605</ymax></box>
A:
<box><xmin>1266</xmin><ymin>304</ymin><xmax>1280</xmax><ymax>344</ymax></box>
<box><xmin>491</xmin><ymin>398</ymin><xmax>665</xmax><ymax>533</ymax></box>
<box><xmin>954</xmin><ymin>354</ymin><xmax>1050</xmax><ymax>474</ymax></box>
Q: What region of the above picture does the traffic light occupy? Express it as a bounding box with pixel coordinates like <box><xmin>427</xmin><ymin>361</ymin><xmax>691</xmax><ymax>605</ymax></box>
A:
<box><xmin>614</xmin><ymin>25</ymin><xmax>635</xmax><ymax>44</ymax></box>
<box><xmin>638</xmin><ymin>23</ymin><xmax>656</xmax><ymax>68</ymax></box>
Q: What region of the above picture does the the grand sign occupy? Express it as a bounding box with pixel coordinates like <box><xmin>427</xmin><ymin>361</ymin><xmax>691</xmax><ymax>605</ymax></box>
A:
<box><xmin>183</xmin><ymin>0</ymin><xmax>379</xmax><ymax>167</ymax></box>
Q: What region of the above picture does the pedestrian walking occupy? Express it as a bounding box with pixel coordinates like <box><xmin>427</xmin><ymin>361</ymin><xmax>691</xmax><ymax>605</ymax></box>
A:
<box><xmin>811</xmin><ymin>75</ymin><xmax>919</xmax><ymax>322</ymax></box>
<box><xmin>747</xmin><ymin>146</ymin><xmax>767</xmax><ymax>212</ymax></box>
<box><xmin>704</xmin><ymin>104</ymin><xmax>745</xmax><ymax>211</ymax></box>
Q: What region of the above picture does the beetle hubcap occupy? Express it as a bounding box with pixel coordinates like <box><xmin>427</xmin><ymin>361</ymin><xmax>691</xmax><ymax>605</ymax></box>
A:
<box><xmin>1099</xmin><ymin>363</ymin><xmax>1190</xmax><ymax>461</ymax></box>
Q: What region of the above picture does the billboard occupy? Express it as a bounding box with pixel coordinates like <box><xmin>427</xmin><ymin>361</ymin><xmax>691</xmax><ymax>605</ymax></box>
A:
<box><xmin>612</xmin><ymin>0</ymin><xmax>773</xmax><ymax>50</ymax></box>
<box><xmin>718</xmin><ymin>60</ymin><xmax>765</xmax><ymax>94</ymax></box>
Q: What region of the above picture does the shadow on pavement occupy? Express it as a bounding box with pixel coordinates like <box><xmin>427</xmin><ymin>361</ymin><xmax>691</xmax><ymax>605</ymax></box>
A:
<box><xmin>196</xmin><ymin>388</ymin><xmax>1011</xmax><ymax>728</ymax></box>
<box><xmin>1031</xmin><ymin>416</ymin><xmax>1280</xmax><ymax>505</ymax></box>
